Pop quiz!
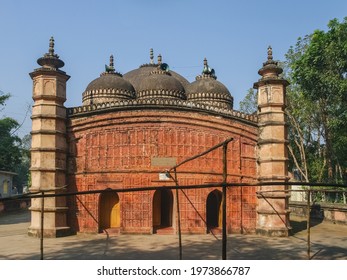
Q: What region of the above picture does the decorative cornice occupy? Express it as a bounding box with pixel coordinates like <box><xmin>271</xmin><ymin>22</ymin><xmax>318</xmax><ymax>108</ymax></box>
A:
<box><xmin>137</xmin><ymin>89</ymin><xmax>185</xmax><ymax>100</ymax></box>
<box><xmin>82</xmin><ymin>88</ymin><xmax>136</xmax><ymax>103</ymax></box>
<box><xmin>140</xmin><ymin>63</ymin><xmax>159</xmax><ymax>68</ymax></box>
<box><xmin>188</xmin><ymin>91</ymin><xmax>233</xmax><ymax>101</ymax></box>
<box><xmin>67</xmin><ymin>98</ymin><xmax>258</xmax><ymax>124</ymax></box>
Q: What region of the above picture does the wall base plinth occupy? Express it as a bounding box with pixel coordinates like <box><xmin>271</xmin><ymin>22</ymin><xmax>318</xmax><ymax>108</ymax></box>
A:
<box><xmin>256</xmin><ymin>227</ymin><xmax>291</xmax><ymax>237</ymax></box>
<box><xmin>28</xmin><ymin>226</ymin><xmax>71</xmax><ymax>238</ymax></box>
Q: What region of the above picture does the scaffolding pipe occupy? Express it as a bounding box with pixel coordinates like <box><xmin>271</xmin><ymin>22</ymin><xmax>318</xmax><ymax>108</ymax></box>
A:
<box><xmin>174</xmin><ymin>168</ymin><xmax>183</xmax><ymax>260</ymax></box>
<box><xmin>168</xmin><ymin>137</ymin><xmax>234</xmax><ymax>172</ymax></box>
<box><xmin>6</xmin><ymin>181</ymin><xmax>347</xmax><ymax>260</ymax></box>
<box><xmin>8</xmin><ymin>181</ymin><xmax>345</xmax><ymax>201</ymax></box>
<box><xmin>40</xmin><ymin>191</ymin><xmax>44</xmax><ymax>260</ymax></box>
<box><xmin>307</xmin><ymin>189</ymin><xmax>311</xmax><ymax>260</ymax></box>
<box><xmin>222</xmin><ymin>142</ymin><xmax>228</xmax><ymax>260</ymax></box>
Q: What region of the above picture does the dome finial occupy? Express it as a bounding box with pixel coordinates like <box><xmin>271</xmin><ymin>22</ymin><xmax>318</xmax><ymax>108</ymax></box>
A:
<box><xmin>105</xmin><ymin>54</ymin><xmax>115</xmax><ymax>73</ymax></box>
<box><xmin>110</xmin><ymin>54</ymin><xmax>114</xmax><ymax>69</ymax></box>
<box><xmin>199</xmin><ymin>57</ymin><xmax>216</xmax><ymax>79</ymax></box>
<box><xmin>203</xmin><ymin>57</ymin><xmax>208</xmax><ymax>67</ymax></box>
<box><xmin>157</xmin><ymin>54</ymin><xmax>162</xmax><ymax>65</ymax></box>
<box><xmin>49</xmin><ymin>36</ymin><xmax>55</xmax><ymax>56</ymax></box>
<box><xmin>267</xmin><ymin>46</ymin><xmax>273</xmax><ymax>62</ymax></box>
<box><xmin>150</xmin><ymin>48</ymin><xmax>154</xmax><ymax>64</ymax></box>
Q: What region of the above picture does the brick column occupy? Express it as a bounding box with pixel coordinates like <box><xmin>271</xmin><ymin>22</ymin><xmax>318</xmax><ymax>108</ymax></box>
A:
<box><xmin>28</xmin><ymin>37</ymin><xmax>70</xmax><ymax>237</ymax></box>
<box><xmin>253</xmin><ymin>46</ymin><xmax>290</xmax><ymax>237</ymax></box>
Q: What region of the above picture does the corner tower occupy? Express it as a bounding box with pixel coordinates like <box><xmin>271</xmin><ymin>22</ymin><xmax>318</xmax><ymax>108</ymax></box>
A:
<box><xmin>28</xmin><ymin>37</ymin><xmax>70</xmax><ymax>237</ymax></box>
<box><xmin>254</xmin><ymin>47</ymin><xmax>290</xmax><ymax>237</ymax></box>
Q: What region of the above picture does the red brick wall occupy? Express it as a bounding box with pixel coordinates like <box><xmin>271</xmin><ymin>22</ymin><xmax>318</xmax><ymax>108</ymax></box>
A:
<box><xmin>67</xmin><ymin>109</ymin><xmax>258</xmax><ymax>234</ymax></box>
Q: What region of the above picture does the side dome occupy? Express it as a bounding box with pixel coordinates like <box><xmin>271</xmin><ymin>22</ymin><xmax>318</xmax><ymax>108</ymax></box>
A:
<box><xmin>82</xmin><ymin>55</ymin><xmax>136</xmax><ymax>105</ymax></box>
<box><xmin>186</xmin><ymin>58</ymin><xmax>233</xmax><ymax>109</ymax></box>
<box><xmin>123</xmin><ymin>50</ymin><xmax>190</xmax><ymax>93</ymax></box>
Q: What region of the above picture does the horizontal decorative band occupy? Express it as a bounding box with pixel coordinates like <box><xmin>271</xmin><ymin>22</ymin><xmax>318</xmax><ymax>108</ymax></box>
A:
<box><xmin>31</xmin><ymin>129</ymin><xmax>66</xmax><ymax>135</ymax></box>
<box><xmin>258</xmin><ymin>139</ymin><xmax>289</xmax><ymax>145</ymax></box>
<box><xmin>30</xmin><ymin>167</ymin><xmax>66</xmax><ymax>172</ymax></box>
<box><xmin>29</xmin><ymin>206</ymin><xmax>69</xmax><ymax>213</ymax></box>
<box><xmin>67</xmin><ymin>98</ymin><xmax>258</xmax><ymax>124</ymax></box>
<box><xmin>31</xmin><ymin>114</ymin><xmax>66</xmax><ymax>120</ymax></box>
<box><xmin>30</xmin><ymin>147</ymin><xmax>66</xmax><ymax>153</ymax></box>
<box><xmin>257</xmin><ymin>209</ymin><xmax>291</xmax><ymax>215</ymax></box>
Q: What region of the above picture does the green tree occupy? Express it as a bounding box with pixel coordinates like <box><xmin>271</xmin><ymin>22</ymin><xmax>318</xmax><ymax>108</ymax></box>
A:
<box><xmin>239</xmin><ymin>18</ymin><xmax>347</xmax><ymax>190</ymax></box>
<box><xmin>13</xmin><ymin>134</ymin><xmax>31</xmax><ymax>193</ymax></box>
<box><xmin>239</xmin><ymin>88</ymin><xmax>257</xmax><ymax>114</ymax></box>
<box><xmin>0</xmin><ymin>91</ymin><xmax>22</xmax><ymax>172</ymax></box>
<box><xmin>0</xmin><ymin>91</ymin><xmax>10</xmax><ymax>109</ymax></box>
<box><xmin>289</xmin><ymin>18</ymin><xmax>347</xmax><ymax>184</ymax></box>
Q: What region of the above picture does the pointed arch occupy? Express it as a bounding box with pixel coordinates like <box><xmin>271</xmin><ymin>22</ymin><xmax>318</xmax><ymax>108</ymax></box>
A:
<box><xmin>152</xmin><ymin>189</ymin><xmax>173</xmax><ymax>233</ymax></box>
<box><xmin>206</xmin><ymin>189</ymin><xmax>222</xmax><ymax>232</ymax></box>
<box><xmin>99</xmin><ymin>190</ymin><xmax>120</xmax><ymax>232</ymax></box>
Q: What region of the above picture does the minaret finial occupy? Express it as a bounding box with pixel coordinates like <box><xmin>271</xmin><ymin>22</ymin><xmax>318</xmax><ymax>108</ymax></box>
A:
<box><xmin>157</xmin><ymin>54</ymin><xmax>162</xmax><ymax>65</ymax></box>
<box><xmin>257</xmin><ymin>46</ymin><xmax>283</xmax><ymax>78</ymax></box>
<box><xmin>36</xmin><ymin>36</ymin><xmax>64</xmax><ymax>69</ymax></box>
<box><xmin>267</xmin><ymin>46</ymin><xmax>273</xmax><ymax>61</ymax></box>
<box><xmin>150</xmin><ymin>48</ymin><xmax>154</xmax><ymax>64</ymax></box>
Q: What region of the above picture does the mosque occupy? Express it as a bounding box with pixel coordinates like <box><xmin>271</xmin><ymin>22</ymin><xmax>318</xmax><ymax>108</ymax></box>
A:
<box><xmin>28</xmin><ymin>38</ymin><xmax>290</xmax><ymax>237</ymax></box>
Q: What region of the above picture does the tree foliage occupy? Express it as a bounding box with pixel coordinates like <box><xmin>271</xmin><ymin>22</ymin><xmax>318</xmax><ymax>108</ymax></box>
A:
<box><xmin>0</xmin><ymin>91</ymin><xmax>10</xmax><ymax>110</ymax></box>
<box><xmin>13</xmin><ymin>134</ymin><xmax>31</xmax><ymax>192</ymax></box>
<box><xmin>239</xmin><ymin>17</ymin><xmax>347</xmax><ymax>191</ymax></box>
<box><xmin>287</xmin><ymin>17</ymin><xmax>347</xmax><ymax>185</ymax></box>
<box><xmin>239</xmin><ymin>88</ymin><xmax>258</xmax><ymax>114</ymax></box>
<box><xmin>0</xmin><ymin>92</ymin><xmax>22</xmax><ymax>172</ymax></box>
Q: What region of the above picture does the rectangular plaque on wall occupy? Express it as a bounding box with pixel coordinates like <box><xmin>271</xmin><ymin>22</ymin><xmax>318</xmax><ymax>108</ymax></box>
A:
<box><xmin>151</xmin><ymin>157</ymin><xmax>177</xmax><ymax>167</ymax></box>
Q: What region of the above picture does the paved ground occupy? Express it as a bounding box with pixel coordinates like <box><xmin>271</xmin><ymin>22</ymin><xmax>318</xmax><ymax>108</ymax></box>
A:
<box><xmin>0</xmin><ymin>210</ymin><xmax>346</xmax><ymax>260</ymax></box>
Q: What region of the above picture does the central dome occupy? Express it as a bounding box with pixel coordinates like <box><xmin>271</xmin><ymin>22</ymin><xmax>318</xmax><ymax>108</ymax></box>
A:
<box><xmin>137</xmin><ymin>65</ymin><xmax>186</xmax><ymax>100</ymax></box>
<box><xmin>123</xmin><ymin>51</ymin><xmax>189</xmax><ymax>94</ymax></box>
<box><xmin>124</xmin><ymin>53</ymin><xmax>187</xmax><ymax>100</ymax></box>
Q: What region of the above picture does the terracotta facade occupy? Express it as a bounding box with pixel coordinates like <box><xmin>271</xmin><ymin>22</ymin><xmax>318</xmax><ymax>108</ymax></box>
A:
<box><xmin>67</xmin><ymin>109</ymin><xmax>258</xmax><ymax>234</ymax></box>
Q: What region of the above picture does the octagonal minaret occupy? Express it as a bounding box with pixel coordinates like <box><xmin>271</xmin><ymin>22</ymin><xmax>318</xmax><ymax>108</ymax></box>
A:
<box><xmin>28</xmin><ymin>37</ymin><xmax>70</xmax><ymax>237</ymax></box>
<box><xmin>254</xmin><ymin>47</ymin><xmax>290</xmax><ymax>237</ymax></box>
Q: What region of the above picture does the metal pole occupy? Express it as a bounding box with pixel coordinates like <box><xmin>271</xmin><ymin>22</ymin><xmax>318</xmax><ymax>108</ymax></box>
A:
<box><xmin>174</xmin><ymin>168</ymin><xmax>183</xmax><ymax>260</ymax></box>
<box><xmin>307</xmin><ymin>189</ymin><xmax>311</xmax><ymax>260</ymax></box>
<box><xmin>169</xmin><ymin>138</ymin><xmax>233</xmax><ymax>172</ymax></box>
<box><xmin>222</xmin><ymin>142</ymin><xmax>228</xmax><ymax>260</ymax></box>
<box><xmin>40</xmin><ymin>191</ymin><xmax>44</xmax><ymax>260</ymax></box>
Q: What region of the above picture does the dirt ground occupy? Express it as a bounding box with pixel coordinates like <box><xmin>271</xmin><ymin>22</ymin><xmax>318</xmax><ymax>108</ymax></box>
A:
<box><xmin>0</xmin><ymin>210</ymin><xmax>346</xmax><ymax>260</ymax></box>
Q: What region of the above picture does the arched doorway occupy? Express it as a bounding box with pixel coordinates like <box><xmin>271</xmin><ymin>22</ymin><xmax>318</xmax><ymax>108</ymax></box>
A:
<box><xmin>206</xmin><ymin>190</ymin><xmax>222</xmax><ymax>233</ymax></box>
<box><xmin>153</xmin><ymin>189</ymin><xmax>173</xmax><ymax>233</ymax></box>
<box><xmin>99</xmin><ymin>190</ymin><xmax>120</xmax><ymax>233</ymax></box>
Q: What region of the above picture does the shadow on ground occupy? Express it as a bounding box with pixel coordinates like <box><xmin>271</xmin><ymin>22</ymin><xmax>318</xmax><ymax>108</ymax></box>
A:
<box><xmin>0</xmin><ymin>210</ymin><xmax>346</xmax><ymax>260</ymax></box>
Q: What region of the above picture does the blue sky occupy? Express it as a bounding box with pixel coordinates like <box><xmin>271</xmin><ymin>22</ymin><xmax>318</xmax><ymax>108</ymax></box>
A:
<box><xmin>0</xmin><ymin>0</ymin><xmax>346</xmax><ymax>137</ymax></box>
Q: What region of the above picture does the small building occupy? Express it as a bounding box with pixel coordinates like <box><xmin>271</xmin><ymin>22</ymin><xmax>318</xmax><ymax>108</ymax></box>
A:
<box><xmin>0</xmin><ymin>170</ymin><xmax>17</xmax><ymax>198</ymax></box>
